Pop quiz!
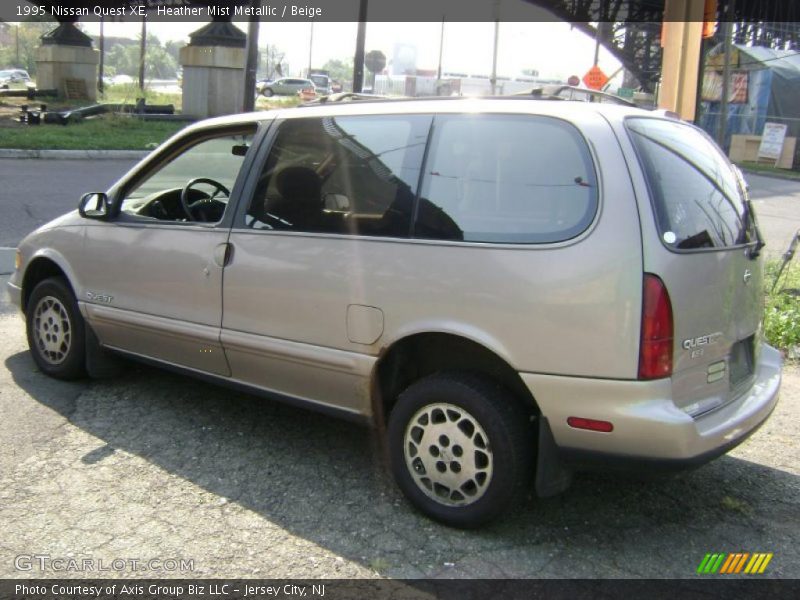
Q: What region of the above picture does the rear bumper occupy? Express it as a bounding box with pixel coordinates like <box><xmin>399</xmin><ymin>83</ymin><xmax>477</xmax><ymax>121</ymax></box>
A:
<box><xmin>521</xmin><ymin>343</ymin><xmax>781</xmax><ymax>470</ymax></box>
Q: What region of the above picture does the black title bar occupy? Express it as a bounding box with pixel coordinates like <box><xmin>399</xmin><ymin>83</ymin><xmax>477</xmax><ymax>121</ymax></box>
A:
<box><xmin>3</xmin><ymin>0</ymin><xmax>799</xmax><ymax>23</ymax></box>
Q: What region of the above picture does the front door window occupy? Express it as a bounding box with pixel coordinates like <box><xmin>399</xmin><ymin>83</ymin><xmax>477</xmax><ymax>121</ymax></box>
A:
<box><xmin>120</xmin><ymin>129</ymin><xmax>255</xmax><ymax>223</ymax></box>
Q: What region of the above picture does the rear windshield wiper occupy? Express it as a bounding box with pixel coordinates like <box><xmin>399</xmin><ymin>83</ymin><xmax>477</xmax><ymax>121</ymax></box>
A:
<box><xmin>742</xmin><ymin>199</ymin><xmax>765</xmax><ymax>258</ymax></box>
<box><xmin>732</xmin><ymin>165</ymin><xmax>765</xmax><ymax>259</ymax></box>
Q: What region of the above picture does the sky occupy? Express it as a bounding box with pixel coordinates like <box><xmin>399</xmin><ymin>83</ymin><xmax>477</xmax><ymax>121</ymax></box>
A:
<box><xmin>77</xmin><ymin>20</ymin><xmax>623</xmax><ymax>83</ymax></box>
<box><xmin>70</xmin><ymin>0</ymin><xmax>624</xmax><ymax>85</ymax></box>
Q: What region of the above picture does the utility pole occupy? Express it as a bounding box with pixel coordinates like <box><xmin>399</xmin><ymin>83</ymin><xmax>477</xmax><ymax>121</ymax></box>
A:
<box><xmin>15</xmin><ymin>24</ymin><xmax>19</xmax><ymax>65</ymax></box>
<box><xmin>436</xmin><ymin>17</ymin><xmax>445</xmax><ymax>82</ymax></box>
<box><xmin>307</xmin><ymin>21</ymin><xmax>314</xmax><ymax>77</ymax></box>
<box><xmin>490</xmin><ymin>1</ymin><xmax>500</xmax><ymax>95</ymax></box>
<box><xmin>98</xmin><ymin>17</ymin><xmax>105</xmax><ymax>94</ymax></box>
<box><xmin>138</xmin><ymin>17</ymin><xmax>146</xmax><ymax>92</ymax></box>
<box><xmin>594</xmin><ymin>27</ymin><xmax>601</xmax><ymax>65</ymax></box>
<box><xmin>243</xmin><ymin>0</ymin><xmax>260</xmax><ymax>112</ymax></box>
<box><xmin>353</xmin><ymin>0</ymin><xmax>368</xmax><ymax>92</ymax></box>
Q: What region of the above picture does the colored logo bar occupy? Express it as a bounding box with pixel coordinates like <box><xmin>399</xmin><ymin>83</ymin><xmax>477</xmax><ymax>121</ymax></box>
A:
<box><xmin>697</xmin><ymin>553</ymin><xmax>773</xmax><ymax>574</ymax></box>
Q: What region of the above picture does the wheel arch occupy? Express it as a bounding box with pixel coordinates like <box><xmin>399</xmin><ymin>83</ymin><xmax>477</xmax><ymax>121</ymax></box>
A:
<box><xmin>21</xmin><ymin>252</ymin><xmax>77</xmax><ymax>312</ymax></box>
<box><xmin>371</xmin><ymin>331</ymin><xmax>540</xmax><ymax>426</ymax></box>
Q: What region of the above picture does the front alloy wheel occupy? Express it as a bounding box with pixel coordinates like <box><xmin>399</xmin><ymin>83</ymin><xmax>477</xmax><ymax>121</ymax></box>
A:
<box><xmin>32</xmin><ymin>295</ymin><xmax>72</xmax><ymax>365</ymax></box>
<box><xmin>26</xmin><ymin>277</ymin><xmax>86</xmax><ymax>379</ymax></box>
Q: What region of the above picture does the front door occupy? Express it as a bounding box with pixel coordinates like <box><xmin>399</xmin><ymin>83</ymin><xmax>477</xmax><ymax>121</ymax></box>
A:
<box><xmin>80</xmin><ymin>125</ymin><xmax>258</xmax><ymax>375</ymax></box>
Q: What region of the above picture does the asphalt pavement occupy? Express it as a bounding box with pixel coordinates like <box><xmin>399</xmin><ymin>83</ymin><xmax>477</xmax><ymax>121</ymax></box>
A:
<box><xmin>747</xmin><ymin>174</ymin><xmax>800</xmax><ymax>258</ymax></box>
<box><xmin>0</xmin><ymin>158</ymin><xmax>138</xmax><ymax>248</ymax></box>
<box><xmin>0</xmin><ymin>275</ymin><xmax>799</xmax><ymax>579</ymax></box>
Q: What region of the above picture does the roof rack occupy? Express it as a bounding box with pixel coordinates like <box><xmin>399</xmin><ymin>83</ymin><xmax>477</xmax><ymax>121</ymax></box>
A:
<box><xmin>295</xmin><ymin>92</ymin><xmax>639</xmax><ymax>108</ymax></box>
<box><xmin>303</xmin><ymin>92</ymin><xmax>400</xmax><ymax>105</ymax></box>
<box><xmin>511</xmin><ymin>85</ymin><xmax>637</xmax><ymax>107</ymax></box>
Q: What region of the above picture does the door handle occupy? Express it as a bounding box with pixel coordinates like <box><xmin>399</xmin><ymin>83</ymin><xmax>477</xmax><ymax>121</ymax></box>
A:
<box><xmin>213</xmin><ymin>242</ymin><xmax>233</xmax><ymax>267</ymax></box>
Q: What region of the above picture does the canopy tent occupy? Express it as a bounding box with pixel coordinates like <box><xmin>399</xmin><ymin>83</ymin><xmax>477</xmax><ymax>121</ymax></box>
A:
<box><xmin>698</xmin><ymin>44</ymin><xmax>800</xmax><ymax>154</ymax></box>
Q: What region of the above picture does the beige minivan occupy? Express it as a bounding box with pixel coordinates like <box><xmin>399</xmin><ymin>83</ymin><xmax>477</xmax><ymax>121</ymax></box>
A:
<box><xmin>7</xmin><ymin>98</ymin><xmax>782</xmax><ymax>527</ymax></box>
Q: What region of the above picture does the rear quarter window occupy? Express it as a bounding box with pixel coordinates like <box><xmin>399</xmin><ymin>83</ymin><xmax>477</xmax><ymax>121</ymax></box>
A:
<box><xmin>416</xmin><ymin>114</ymin><xmax>598</xmax><ymax>244</ymax></box>
<box><xmin>626</xmin><ymin>117</ymin><xmax>749</xmax><ymax>250</ymax></box>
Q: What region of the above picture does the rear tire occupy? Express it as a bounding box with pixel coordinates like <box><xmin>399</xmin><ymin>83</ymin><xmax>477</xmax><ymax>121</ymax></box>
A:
<box><xmin>387</xmin><ymin>372</ymin><xmax>534</xmax><ymax>528</ymax></box>
<box><xmin>25</xmin><ymin>277</ymin><xmax>86</xmax><ymax>380</ymax></box>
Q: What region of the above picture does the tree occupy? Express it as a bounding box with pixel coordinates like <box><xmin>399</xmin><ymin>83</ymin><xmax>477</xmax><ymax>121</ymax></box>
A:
<box><xmin>103</xmin><ymin>34</ymin><xmax>177</xmax><ymax>80</ymax></box>
<box><xmin>322</xmin><ymin>57</ymin><xmax>353</xmax><ymax>88</ymax></box>
<box><xmin>164</xmin><ymin>40</ymin><xmax>182</xmax><ymax>66</ymax></box>
<box><xmin>364</xmin><ymin>50</ymin><xmax>386</xmax><ymax>88</ymax></box>
<box><xmin>0</xmin><ymin>19</ymin><xmax>56</xmax><ymax>76</ymax></box>
<box><xmin>260</xmin><ymin>44</ymin><xmax>287</xmax><ymax>80</ymax></box>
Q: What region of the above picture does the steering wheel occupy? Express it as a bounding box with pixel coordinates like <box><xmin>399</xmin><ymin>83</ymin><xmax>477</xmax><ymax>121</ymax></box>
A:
<box><xmin>180</xmin><ymin>177</ymin><xmax>231</xmax><ymax>221</ymax></box>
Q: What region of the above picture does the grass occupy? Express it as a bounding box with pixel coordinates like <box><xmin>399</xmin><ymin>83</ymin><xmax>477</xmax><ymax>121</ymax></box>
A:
<box><xmin>738</xmin><ymin>161</ymin><xmax>800</xmax><ymax>181</ymax></box>
<box><xmin>256</xmin><ymin>95</ymin><xmax>302</xmax><ymax>110</ymax></box>
<box><xmin>0</xmin><ymin>83</ymin><xmax>305</xmax><ymax>151</ymax></box>
<box><xmin>0</xmin><ymin>113</ymin><xmax>187</xmax><ymax>150</ymax></box>
<box><xmin>98</xmin><ymin>83</ymin><xmax>183</xmax><ymax>110</ymax></box>
<box><xmin>764</xmin><ymin>260</ymin><xmax>800</xmax><ymax>359</ymax></box>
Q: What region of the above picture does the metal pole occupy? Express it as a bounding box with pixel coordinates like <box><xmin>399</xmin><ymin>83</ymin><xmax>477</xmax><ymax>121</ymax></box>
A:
<box><xmin>15</xmin><ymin>25</ymin><xmax>19</xmax><ymax>65</ymax></box>
<box><xmin>243</xmin><ymin>0</ymin><xmax>260</xmax><ymax>113</ymax></box>
<box><xmin>353</xmin><ymin>0</ymin><xmax>368</xmax><ymax>92</ymax></box>
<box><xmin>98</xmin><ymin>17</ymin><xmax>105</xmax><ymax>94</ymax></box>
<box><xmin>307</xmin><ymin>21</ymin><xmax>314</xmax><ymax>77</ymax></box>
<box><xmin>694</xmin><ymin>36</ymin><xmax>707</xmax><ymax>126</ymax></box>
<box><xmin>718</xmin><ymin>17</ymin><xmax>733</xmax><ymax>149</ymax></box>
<box><xmin>594</xmin><ymin>27</ymin><xmax>601</xmax><ymax>65</ymax></box>
<box><xmin>490</xmin><ymin>2</ymin><xmax>500</xmax><ymax>95</ymax></box>
<box><xmin>437</xmin><ymin>17</ymin><xmax>445</xmax><ymax>82</ymax></box>
<box><xmin>138</xmin><ymin>17</ymin><xmax>146</xmax><ymax>92</ymax></box>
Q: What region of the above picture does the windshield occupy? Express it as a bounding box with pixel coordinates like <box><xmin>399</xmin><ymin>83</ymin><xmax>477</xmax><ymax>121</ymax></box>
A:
<box><xmin>626</xmin><ymin>118</ymin><xmax>752</xmax><ymax>250</ymax></box>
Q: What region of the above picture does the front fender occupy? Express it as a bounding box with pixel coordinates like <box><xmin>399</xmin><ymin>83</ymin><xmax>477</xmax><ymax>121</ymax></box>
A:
<box><xmin>16</xmin><ymin>226</ymin><xmax>86</xmax><ymax>310</ymax></box>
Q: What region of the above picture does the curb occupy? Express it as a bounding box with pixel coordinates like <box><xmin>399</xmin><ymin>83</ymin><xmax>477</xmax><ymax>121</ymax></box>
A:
<box><xmin>0</xmin><ymin>247</ymin><xmax>15</xmax><ymax>275</ymax></box>
<box><xmin>741</xmin><ymin>167</ymin><xmax>800</xmax><ymax>184</ymax></box>
<box><xmin>0</xmin><ymin>149</ymin><xmax>150</xmax><ymax>160</ymax></box>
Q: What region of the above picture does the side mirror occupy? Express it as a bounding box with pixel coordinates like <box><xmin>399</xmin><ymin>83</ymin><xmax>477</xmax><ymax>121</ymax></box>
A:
<box><xmin>78</xmin><ymin>192</ymin><xmax>111</xmax><ymax>220</ymax></box>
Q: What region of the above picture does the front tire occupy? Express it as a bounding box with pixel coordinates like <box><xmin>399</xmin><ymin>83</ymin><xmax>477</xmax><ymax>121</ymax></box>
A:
<box><xmin>262</xmin><ymin>88</ymin><xmax>274</xmax><ymax>97</ymax></box>
<box><xmin>26</xmin><ymin>277</ymin><xmax>86</xmax><ymax>380</ymax></box>
<box><xmin>387</xmin><ymin>372</ymin><xmax>534</xmax><ymax>528</ymax></box>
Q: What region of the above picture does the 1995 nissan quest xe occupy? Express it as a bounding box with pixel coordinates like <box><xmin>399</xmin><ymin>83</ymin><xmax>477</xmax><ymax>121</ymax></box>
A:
<box><xmin>7</xmin><ymin>98</ymin><xmax>782</xmax><ymax>527</ymax></box>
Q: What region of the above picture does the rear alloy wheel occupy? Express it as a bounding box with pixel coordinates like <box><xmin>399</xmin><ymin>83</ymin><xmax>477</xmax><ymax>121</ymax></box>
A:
<box><xmin>388</xmin><ymin>372</ymin><xmax>534</xmax><ymax>528</ymax></box>
<box><xmin>26</xmin><ymin>277</ymin><xmax>86</xmax><ymax>379</ymax></box>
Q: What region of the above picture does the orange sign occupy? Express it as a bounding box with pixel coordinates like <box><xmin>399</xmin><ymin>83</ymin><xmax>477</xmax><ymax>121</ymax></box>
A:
<box><xmin>583</xmin><ymin>65</ymin><xmax>609</xmax><ymax>91</ymax></box>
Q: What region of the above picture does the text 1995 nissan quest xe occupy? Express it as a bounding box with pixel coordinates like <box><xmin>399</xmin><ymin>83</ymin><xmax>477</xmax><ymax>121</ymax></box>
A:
<box><xmin>7</xmin><ymin>98</ymin><xmax>782</xmax><ymax>527</ymax></box>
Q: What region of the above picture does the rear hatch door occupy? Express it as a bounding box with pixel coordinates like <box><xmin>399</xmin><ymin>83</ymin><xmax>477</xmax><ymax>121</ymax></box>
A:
<box><xmin>626</xmin><ymin>117</ymin><xmax>763</xmax><ymax>416</ymax></box>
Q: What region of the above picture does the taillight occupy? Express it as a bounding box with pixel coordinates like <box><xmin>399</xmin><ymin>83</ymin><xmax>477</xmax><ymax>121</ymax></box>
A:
<box><xmin>638</xmin><ymin>273</ymin><xmax>674</xmax><ymax>380</ymax></box>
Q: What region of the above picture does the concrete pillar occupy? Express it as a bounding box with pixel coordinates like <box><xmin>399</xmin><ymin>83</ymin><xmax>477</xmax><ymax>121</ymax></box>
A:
<box><xmin>35</xmin><ymin>21</ymin><xmax>99</xmax><ymax>101</ymax></box>
<box><xmin>658</xmin><ymin>0</ymin><xmax>705</xmax><ymax>120</ymax></box>
<box><xmin>180</xmin><ymin>20</ymin><xmax>246</xmax><ymax>119</ymax></box>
